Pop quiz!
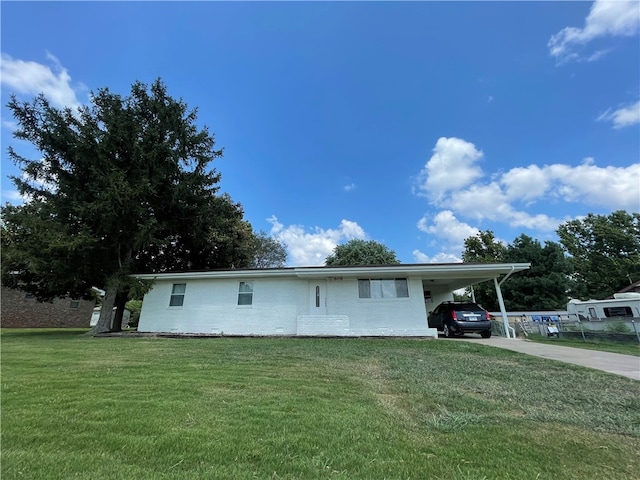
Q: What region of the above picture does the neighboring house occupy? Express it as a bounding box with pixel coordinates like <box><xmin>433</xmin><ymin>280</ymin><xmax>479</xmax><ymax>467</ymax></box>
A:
<box><xmin>135</xmin><ymin>263</ymin><xmax>530</xmax><ymax>337</ymax></box>
<box><xmin>1</xmin><ymin>286</ymin><xmax>94</xmax><ymax>328</ymax></box>
<box><xmin>606</xmin><ymin>280</ymin><xmax>640</xmax><ymax>298</ymax></box>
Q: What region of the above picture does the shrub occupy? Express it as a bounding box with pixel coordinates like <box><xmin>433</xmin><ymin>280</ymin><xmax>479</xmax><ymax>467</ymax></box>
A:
<box><xmin>604</xmin><ymin>321</ymin><xmax>631</xmax><ymax>334</ymax></box>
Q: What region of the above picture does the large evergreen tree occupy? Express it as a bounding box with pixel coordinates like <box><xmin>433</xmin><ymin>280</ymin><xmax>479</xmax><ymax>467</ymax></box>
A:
<box><xmin>557</xmin><ymin>211</ymin><xmax>640</xmax><ymax>300</ymax></box>
<box><xmin>461</xmin><ymin>231</ymin><xmax>571</xmax><ymax>310</ymax></box>
<box><xmin>502</xmin><ymin>235</ymin><xmax>572</xmax><ymax>310</ymax></box>
<box><xmin>1</xmin><ymin>79</ymin><xmax>254</xmax><ymax>332</ymax></box>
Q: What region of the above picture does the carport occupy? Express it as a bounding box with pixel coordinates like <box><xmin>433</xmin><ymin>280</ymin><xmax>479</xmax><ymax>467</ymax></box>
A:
<box><xmin>416</xmin><ymin>263</ymin><xmax>531</xmax><ymax>338</ymax></box>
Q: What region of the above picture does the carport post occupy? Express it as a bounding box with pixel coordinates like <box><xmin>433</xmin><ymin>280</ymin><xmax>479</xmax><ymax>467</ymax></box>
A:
<box><xmin>494</xmin><ymin>267</ymin><xmax>516</xmax><ymax>339</ymax></box>
<box><xmin>494</xmin><ymin>278</ymin><xmax>510</xmax><ymax>338</ymax></box>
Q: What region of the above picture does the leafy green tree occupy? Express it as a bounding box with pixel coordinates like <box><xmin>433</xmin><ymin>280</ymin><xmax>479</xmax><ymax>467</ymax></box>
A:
<box><xmin>325</xmin><ymin>239</ymin><xmax>399</xmax><ymax>266</ymax></box>
<box><xmin>461</xmin><ymin>231</ymin><xmax>572</xmax><ymax>311</ymax></box>
<box><xmin>461</xmin><ymin>231</ymin><xmax>506</xmax><ymax>310</ymax></box>
<box><xmin>249</xmin><ymin>231</ymin><xmax>288</xmax><ymax>268</ymax></box>
<box><xmin>1</xmin><ymin>79</ymin><xmax>254</xmax><ymax>332</ymax></box>
<box><xmin>502</xmin><ymin>235</ymin><xmax>572</xmax><ymax>310</ymax></box>
<box><xmin>557</xmin><ymin>211</ymin><xmax>640</xmax><ymax>300</ymax></box>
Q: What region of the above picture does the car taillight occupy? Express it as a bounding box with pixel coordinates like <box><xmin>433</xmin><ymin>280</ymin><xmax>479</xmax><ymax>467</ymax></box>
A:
<box><xmin>485</xmin><ymin>310</ymin><xmax>490</xmax><ymax>320</ymax></box>
<box><xmin>451</xmin><ymin>311</ymin><xmax>458</xmax><ymax>320</ymax></box>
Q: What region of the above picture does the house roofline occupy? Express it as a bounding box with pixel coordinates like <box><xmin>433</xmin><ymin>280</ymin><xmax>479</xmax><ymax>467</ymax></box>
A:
<box><xmin>132</xmin><ymin>262</ymin><xmax>531</xmax><ymax>281</ymax></box>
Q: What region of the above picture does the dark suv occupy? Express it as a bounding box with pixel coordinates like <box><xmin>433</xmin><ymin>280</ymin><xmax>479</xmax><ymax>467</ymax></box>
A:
<box><xmin>428</xmin><ymin>301</ymin><xmax>492</xmax><ymax>338</ymax></box>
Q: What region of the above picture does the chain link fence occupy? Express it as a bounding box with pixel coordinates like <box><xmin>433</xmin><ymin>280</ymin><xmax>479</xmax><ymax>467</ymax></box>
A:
<box><xmin>490</xmin><ymin>313</ymin><xmax>640</xmax><ymax>344</ymax></box>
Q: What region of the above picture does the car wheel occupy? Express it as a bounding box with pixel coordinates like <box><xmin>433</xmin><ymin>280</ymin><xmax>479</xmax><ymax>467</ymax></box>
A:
<box><xmin>443</xmin><ymin>324</ymin><xmax>453</xmax><ymax>338</ymax></box>
<box><xmin>480</xmin><ymin>330</ymin><xmax>492</xmax><ymax>338</ymax></box>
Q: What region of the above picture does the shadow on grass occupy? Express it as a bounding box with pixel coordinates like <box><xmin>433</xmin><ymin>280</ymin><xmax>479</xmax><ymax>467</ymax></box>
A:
<box><xmin>1</xmin><ymin>328</ymin><xmax>91</xmax><ymax>339</ymax></box>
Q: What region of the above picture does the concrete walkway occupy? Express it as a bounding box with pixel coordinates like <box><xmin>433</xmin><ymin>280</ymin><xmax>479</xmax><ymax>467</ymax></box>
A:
<box><xmin>453</xmin><ymin>336</ymin><xmax>640</xmax><ymax>381</ymax></box>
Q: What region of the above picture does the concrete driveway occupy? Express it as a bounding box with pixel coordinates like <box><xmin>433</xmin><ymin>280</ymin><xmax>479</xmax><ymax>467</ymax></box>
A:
<box><xmin>449</xmin><ymin>336</ymin><xmax>640</xmax><ymax>381</ymax></box>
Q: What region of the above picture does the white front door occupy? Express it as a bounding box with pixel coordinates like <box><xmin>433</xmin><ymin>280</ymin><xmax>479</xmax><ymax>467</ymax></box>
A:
<box><xmin>310</xmin><ymin>281</ymin><xmax>327</xmax><ymax>315</ymax></box>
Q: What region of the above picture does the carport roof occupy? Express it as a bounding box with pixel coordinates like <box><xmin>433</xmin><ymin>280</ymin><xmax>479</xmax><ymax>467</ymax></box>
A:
<box><xmin>134</xmin><ymin>263</ymin><xmax>530</xmax><ymax>291</ymax></box>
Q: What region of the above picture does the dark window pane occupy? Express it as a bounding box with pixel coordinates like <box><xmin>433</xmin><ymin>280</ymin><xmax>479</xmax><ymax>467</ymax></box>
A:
<box><xmin>358</xmin><ymin>280</ymin><xmax>370</xmax><ymax>298</ymax></box>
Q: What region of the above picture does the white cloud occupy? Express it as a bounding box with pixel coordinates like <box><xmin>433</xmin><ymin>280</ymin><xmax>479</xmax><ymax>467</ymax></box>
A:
<box><xmin>2</xmin><ymin>120</ymin><xmax>18</xmax><ymax>131</ymax></box>
<box><xmin>412</xmin><ymin>249</ymin><xmax>462</xmax><ymax>264</ymax></box>
<box><xmin>497</xmin><ymin>158</ymin><xmax>640</xmax><ymax>213</ymax></box>
<box><xmin>343</xmin><ymin>183</ymin><xmax>356</xmax><ymax>192</ymax></box>
<box><xmin>267</xmin><ymin>215</ymin><xmax>367</xmax><ymax>266</ymax></box>
<box><xmin>548</xmin><ymin>0</ymin><xmax>640</xmax><ymax>64</ymax></box>
<box><xmin>501</xmin><ymin>165</ymin><xmax>553</xmax><ymax>203</ymax></box>
<box><xmin>417</xmin><ymin>210</ymin><xmax>479</xmax><ymax>244</ymax></box>
<box><xmin>415</xmin><ymin>211</ymin><xmax>479</xmax><ymax>265</ymax></box>
<box><xmin>415</xmin><ymin>137</ymin><xmax>484</xmax><ymax>202</ymax></box>
<box><xmin>1</xmin><ymin>189</ymin><xmax>27</xmax><ymax>203</ymax></box>
<box><xmin>0</xmin><ymin>52</ymin><xmax>84</xmax><ymax>109</ymax></box>
<box><xmin>413</xmin><ymin>138</ymin><xmax>640</xmax><ymax>240</ymax></box>
<box><xmin>546</xmin><ymin>160</ymin><xmax>640</xmax><ymax>211</ymax></box>
<box><xmin>597</xmin><ymin>101</ymin><xmax>640</xmax><ymax>129</ymax></box>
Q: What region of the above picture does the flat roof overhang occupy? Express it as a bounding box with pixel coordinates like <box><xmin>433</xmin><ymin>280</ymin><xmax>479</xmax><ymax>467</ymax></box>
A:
<box><xmin>133</xmin><ymin>263</ymin><xmax>530</xmax><ymax>290</ymax></box>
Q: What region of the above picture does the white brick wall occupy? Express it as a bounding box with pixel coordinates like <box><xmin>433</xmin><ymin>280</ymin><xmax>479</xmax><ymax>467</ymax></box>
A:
<box><xmin>138</xmin><ymin>275</ymin><xmax>437</xmax><ymax>337</ymax></box>
<box><xmin>138</xmin><ymin>277</ymin><xmax>307</xmax><ymax>335</ymax></box>
<box><xmin>296</xmin><ymin>315</ymin><xmax>351</xmax><ymax>336</ymax></box>
<box><xmin>323</xmin><ymin>277</ymin><xmax>435</xmax><ymax>336</ymax></box>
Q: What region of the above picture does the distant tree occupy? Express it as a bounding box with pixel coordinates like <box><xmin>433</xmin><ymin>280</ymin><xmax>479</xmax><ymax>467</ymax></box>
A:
<box><xmin>557</xmin><ymin>211</ymin><xmax>640</xmax><ymax>300</ymax></box>
<box><xmin>325</xmin><ymin>239</ymin><xmax>399</xmax><ymax>266</ymax></box>
<box><xmin>249</xmin><ymin>231</ymin><xmax>288</xmax><ymax>268</ymax></box>
<box><xmin>462</xmin><ymin>230</ymin><xmax>506</xmax><ymax>263</ymax></box>
<box><xmin>502</xmin><ymin>235</ymin><xmax>572</xmax><ymax>310</ymax></box>
<box><xmin>1</xmin><ymin>79</ymin><xmax>255</xmax><ymax>333</ymax></box>
<box><xmin>453</xmin><ymin>291</ymin><xmax>472</xmax><ymax>302</ymax></box>
<box><xmin>461</xmin><ymin>231</ymin><xmax>506</xmax><ymax>310</ymax></box>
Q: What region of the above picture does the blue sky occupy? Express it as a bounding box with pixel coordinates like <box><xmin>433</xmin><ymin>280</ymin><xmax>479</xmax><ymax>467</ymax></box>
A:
<box><xmin>2</xmin><ymin>1</ymin><xmax>639</xmax><ymax>266</ymax></box>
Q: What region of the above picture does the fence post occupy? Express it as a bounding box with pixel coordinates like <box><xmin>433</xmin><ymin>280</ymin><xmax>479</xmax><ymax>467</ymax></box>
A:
<box><xmin>579</xmin><ymin>320</ymin><xmax>586</xmax><ymax>343</ymax></box>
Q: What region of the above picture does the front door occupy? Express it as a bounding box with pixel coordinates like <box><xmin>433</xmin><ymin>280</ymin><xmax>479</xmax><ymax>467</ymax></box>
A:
<box><xmin>310</xmin><ymin>281</ymin><xmax>327</xmax><ymax>315</ymax></box>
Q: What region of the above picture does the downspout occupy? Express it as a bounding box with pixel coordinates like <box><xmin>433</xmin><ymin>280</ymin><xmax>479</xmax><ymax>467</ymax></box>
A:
<box><xmin>494</xmin><ymin>266</ymin><xmax>516</xmax><ymax>339</ymax></box>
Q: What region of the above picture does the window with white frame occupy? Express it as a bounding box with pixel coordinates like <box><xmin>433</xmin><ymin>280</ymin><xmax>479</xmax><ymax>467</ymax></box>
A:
<box><xmin>169</xmin><ymin>283</ymin><xmax>186</xmax><ymax>307</ymax></box>
<box><xmin>237</xmin><ymin>281</ymin><xmax>253</xmax><ymax>305</ymax></box>
<box><xmin>358</xmin><ymin>279</ymin><xmax>409</xmax><ymax>299</ymax></box>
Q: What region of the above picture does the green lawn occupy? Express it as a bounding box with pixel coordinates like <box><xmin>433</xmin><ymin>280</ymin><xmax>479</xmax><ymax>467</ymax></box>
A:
<box><xmin>527</xmin><ymin>333</ymin><xmax>640</xmax><ymax>356</ymax></box>
<box><xmin>2</xmin><ymin>329</ymin><xmax>639</xmax><ymax>480</ymax></box>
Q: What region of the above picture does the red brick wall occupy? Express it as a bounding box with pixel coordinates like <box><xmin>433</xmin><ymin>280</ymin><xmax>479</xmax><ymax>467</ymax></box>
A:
<box><xmin>1</xmin><ymin>286</ymin><xmax>94</xmax><ymax>328</ymax></box>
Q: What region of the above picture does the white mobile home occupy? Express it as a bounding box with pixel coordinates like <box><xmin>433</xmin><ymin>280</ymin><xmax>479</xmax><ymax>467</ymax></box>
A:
<box><xmin>135</xmin><ymin>263</ymin><xmax>529</xmax><ymax>337</ymax></box>
<box><xmin>567</xmin><ymin>294</ymin><xmax>640</xmax><ymax>322</ymax></box>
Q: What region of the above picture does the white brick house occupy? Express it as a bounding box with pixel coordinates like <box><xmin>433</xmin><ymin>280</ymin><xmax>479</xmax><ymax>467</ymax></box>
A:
<box><xmin>135</xmin><ymin>263</ymin><xmax>529</xmax><ymax>337</ymax></box>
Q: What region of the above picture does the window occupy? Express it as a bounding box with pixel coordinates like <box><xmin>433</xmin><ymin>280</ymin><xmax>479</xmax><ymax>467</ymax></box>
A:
<box><xmin>358</xmin><ymin>279</ymin><xmax>409</xmax><ymax>299</ymax></box>
<box><xmin>315</xmin><ymin>285</ymin><xmax>320</xmax><ymax>308</ymax></box>
<box><xmin>169</xmin><ymin>283</ymin><xmax>186</xmax><ymax>307</ymax></box>
<box><xmin>70</xmin><ymin>300</ymin><xmax>80</xmax><ymax>309</ymax></box>
<box><xmin>604</xmin><ymin>306</ymin><xmax>633</xmax><ymax>318</ymax></box>
<box><xmin>238</xmin><ymin>281</ymin><xmax>253</xmax><ymax>305</ymax></box>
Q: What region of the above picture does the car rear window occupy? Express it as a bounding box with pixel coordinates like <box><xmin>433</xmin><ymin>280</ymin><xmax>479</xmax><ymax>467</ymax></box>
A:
<box><xmin>453</xmin><ymin>303</ymin><xmax>483</xmax><ymax>311</ymax></box>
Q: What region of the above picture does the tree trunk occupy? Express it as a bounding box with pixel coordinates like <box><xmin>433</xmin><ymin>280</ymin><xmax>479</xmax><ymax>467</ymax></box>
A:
<box><xmin>93</xmin><ymin>283</ymin><xmax>118</xmax><ymax>334</ymax></box>
<box><xmin>111</xmin><ymin>289</ymin><xmax>129</xmax><ymax>332</ymax></box>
